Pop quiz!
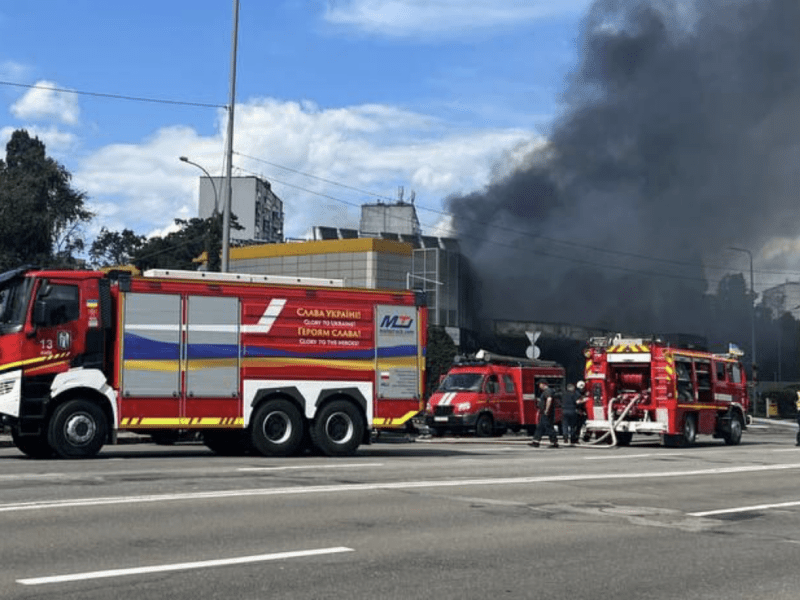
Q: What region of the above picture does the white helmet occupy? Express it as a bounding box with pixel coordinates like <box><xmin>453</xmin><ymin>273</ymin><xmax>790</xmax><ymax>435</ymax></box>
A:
<box><xmin>576</xmin><ymin>380</ymin><xmax>585</xmax><ymax>390</ymax></box>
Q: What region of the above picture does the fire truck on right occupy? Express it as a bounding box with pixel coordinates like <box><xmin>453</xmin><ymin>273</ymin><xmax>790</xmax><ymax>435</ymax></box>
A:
<box><xmin>582</xmin><ymin>335</ymin><xmax>751</xmax><ymax>447</ymax></box>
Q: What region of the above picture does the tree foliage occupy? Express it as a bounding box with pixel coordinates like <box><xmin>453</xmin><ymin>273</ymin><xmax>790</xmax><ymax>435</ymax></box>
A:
<box><xmin>425</xmin><ymin>326</ymin><xmax>457</xmax><ymax>398</ymax></box>
<box><xmin>0</xmin><ymin>130</ymin><xmax>93</xmax><ymax>269</ymax></box>
<box><xmin>89</xmin><ymin>227</ymin><xmax>146</xmax><ymax>268</ymax></box>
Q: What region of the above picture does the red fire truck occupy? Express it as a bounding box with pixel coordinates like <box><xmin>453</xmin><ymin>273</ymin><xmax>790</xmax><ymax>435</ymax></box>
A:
<box><xmin>425</xmin><ymin>350</ymin><xmax>565</xmax><ymax>437</ymax></box>
<box><xmin>583</xmin><ymin>335</ymin><xmax>750</xmax><ymax>446</ymax></box>
<box><xmin>0</xmin><ymin>267</ymin><xmax>426</xmax><ymax>458</ymax></box>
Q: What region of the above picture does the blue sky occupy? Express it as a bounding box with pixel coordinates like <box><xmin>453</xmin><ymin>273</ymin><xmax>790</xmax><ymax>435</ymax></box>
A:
<box><xmin>1</xmin><ymin>1</ymin><xmax>593</xmax><ymax>241</ymax></box>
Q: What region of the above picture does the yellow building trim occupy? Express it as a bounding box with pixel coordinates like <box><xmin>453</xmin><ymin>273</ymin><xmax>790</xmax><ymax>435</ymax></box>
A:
<box><xmin>230</xmin><ymin>238</ymin><xmax>413</xmax><ymax>261</ymax></box>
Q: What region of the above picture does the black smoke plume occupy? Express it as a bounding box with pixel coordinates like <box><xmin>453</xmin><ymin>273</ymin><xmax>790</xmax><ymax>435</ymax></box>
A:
<box><xmin>449</xmin><ymin>0</ymin><xmax>800</xmax><ymax>343</ymax></box>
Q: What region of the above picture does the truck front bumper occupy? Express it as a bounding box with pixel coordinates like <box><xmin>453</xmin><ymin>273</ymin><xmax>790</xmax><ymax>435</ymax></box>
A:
<box><xmin>425</xmin><ymin>413</ymin><xmax>479</xmax><ymax>431</ymax></box>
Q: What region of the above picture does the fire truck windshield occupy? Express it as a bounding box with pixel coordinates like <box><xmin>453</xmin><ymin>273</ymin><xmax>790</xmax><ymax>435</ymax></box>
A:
<box><xmin>438</xmin><ymin>373</ymin><xmax>483</xmax><ymax>392</ymax></box>
<box><xmin>0</xmin><ymin>274</ymin><xmax>33</xmax><ymax>333</ymax></box>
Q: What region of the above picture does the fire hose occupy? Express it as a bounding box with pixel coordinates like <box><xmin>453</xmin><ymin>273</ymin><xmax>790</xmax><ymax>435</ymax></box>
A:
<box><xmin>580</xmin><ymin>394</ymin><xmax>639</xmax><ymax>449</ymax></box>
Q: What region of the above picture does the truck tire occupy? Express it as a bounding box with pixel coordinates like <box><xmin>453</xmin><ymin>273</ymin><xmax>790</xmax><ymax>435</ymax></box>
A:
<box><xmin>723</xmin><ymin>414</ymin><xmax>743</xmax><ymax>445</ymax></box>
<box><xmin>11</xmin><ymin>428</ymin><xmax>53</xmax><ymax>459</ymax></box>
<box><xmin>203</xmin><ymin>430</ymin><xmax>252</xmax><ymax>455</ymax></box>
<box><xmin>47</xmin><ymin>399</ymin><xmax>107</xmax><ymax>459</ymax></box>
<box><xmin>310</xmin><ymin>400</ymin><xmax>363</xmax><ymax>457</ymax></box>
<box><xmin>251</xmin><ymin>399</ymin><xmax>304</xmax><ymax>457</ymax></box>
<box><xmin>475</xmin><ymin>413</ymin><xmax>493</xmax><ymax>437</ymax></box>
<box><xmin>681</xmin><ymin>415</ymin><xmax>697</xmax><ymax>447</ymax></box>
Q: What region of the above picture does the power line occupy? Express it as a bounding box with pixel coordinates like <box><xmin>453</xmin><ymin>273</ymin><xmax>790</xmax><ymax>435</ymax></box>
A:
<box><xmin>0</xmin><ymin>80</ymin><xmax>226</xmax><ymax>109</ymax></box>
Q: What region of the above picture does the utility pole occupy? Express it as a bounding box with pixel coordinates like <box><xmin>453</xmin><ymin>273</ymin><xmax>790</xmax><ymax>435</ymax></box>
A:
<box><xmin>221</xmin><ymin>0</ymin><xmax>239</xmax><ymax>272</ymax></box>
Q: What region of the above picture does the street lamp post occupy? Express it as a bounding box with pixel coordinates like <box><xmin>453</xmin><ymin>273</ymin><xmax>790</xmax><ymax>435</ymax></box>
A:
<box><xmin>729</xmin><ymin>247</ymin><xmax>757</xmax><ymax>404</ymax></box>
<box><xmin>180</xmin><ymin>156</ymin><xmax>221</xmax><ymax>271</ymax></box>
<box><xmin>179</xmin><ymin>156</ymin><xmax>219</xmax><ymax>213</ymax></box>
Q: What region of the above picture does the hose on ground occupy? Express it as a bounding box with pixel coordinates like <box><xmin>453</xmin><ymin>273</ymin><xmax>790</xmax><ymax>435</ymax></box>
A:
<box><xmin>579</xmin><ymin>395</ymin><xmax>639</xmax><ymax>449</ymax></box>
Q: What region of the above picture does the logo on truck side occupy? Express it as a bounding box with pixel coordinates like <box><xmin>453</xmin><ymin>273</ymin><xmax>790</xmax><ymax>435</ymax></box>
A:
<box><xmin>241</xmin><ymin>299</ymin><xmax>287</xmax><ymax>335</ymax></box>
<box><xmin>380</xmin><ymin>315</ymin><xmax>414</xmax><ymax>330</ymax></box>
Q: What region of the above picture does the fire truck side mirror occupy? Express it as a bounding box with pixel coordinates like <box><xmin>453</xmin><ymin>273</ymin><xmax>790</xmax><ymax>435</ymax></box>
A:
<box><xmin>32</xmin><ymin>299</ymin><xmax>49</xmax><ymax>327</ymax></box>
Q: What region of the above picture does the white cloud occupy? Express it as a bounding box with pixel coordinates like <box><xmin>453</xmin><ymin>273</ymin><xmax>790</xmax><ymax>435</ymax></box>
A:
<box><xmin>0</xmin><ymin>125</ymin><xmax>78</xmax><ymax>154</ymax></box>
<box><xmin>324</xmin><ymin>0</ymin><xmax>593</xmax><ymax>37</ymax></box>
<box><xmin>74</xmin><ymin>98</ymin><xmax>539</xmax><ymax>241</ymax></box>
<box><xmin>75</xmin><ymin>124</ymin><xmax>221</xmax><ymax>237</ymax></box>
<box><xmin>0</xmin><ymin>60</ymin><xmax>29</xmax><ymax>81</ymax></box>
<box><xmin>10</xmin><ymin>80</ymin><xmax>80</xmax><ymax>125</ymax></box>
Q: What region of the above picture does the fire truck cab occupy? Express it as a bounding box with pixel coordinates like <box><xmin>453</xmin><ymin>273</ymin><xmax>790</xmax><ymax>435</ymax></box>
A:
<box><xmin>583</xmin><ymin>335</ymin><xmax>750</xmax><ymax>447</ymax></box>
<box><xmin>425</xmin><ymin>350</ymin><xmax>565</xmax><ymax>437</ymax></box>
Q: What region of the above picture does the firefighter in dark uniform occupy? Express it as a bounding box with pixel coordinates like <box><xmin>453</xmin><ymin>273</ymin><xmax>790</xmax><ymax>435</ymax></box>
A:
<box><xmin>795</xmin><ymin>391</ymin><xmax>800</xmax><ymax>447</ymax></box>
<box><xmin>530</xmin><ymin>381</ymin><xmax>559</xmax><ymax>448</ymax></box>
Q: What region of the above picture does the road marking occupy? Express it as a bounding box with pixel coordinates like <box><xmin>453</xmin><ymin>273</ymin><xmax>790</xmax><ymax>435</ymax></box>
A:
<box><xmin>237</xmin><ymin>463</ymin><xmax>379</xmax><ymax>472</ymax></box>
<box><xmin>3</xmin><ymin>463</ymin><xmax>800</xmax><ymax>513</ymax></box>
<box><xmin>690</xmin><ymin>501</ymin><xmax>800</xmax><ymax>517</ymax></box>
<box><xmin>17</xmin><ymin>547</ymin><xmax>354</xmax><ymax>586</ymax></box>
<box><xmin>0</xmin><ymin>473</ymin><xmax>70</xmax><ymax>482</ymax></box>
<box><xmin>584</xmin><ymin>453</ymin><xmax>686</xmax><ymax>460</ymax></box>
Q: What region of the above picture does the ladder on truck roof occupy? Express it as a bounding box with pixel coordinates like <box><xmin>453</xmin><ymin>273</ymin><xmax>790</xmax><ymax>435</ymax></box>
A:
<box><xmin>143</xmin><ymin>269</ymin><xmax>345</xmax><ymax>288</ymax></box>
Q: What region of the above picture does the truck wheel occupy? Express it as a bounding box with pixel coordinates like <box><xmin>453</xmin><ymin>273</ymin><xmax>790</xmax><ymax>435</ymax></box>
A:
<box><xmin>723</xmin><ymin>414</ymin><xmax>743</xmax><ymax>445</ymax></box>
<box><xmin>310</xmin><ymin>400</ymin><xmax>363</xmax><ymax>457</ymax></box>
<box><xmin>47</xmin><ymin>400</ymin><xmax>107</xmax><ymax>459</ymax></box>
<box><xmin>203</xmin><ymin>430</ymin><xmax>252</xmax><ymax>455</ymax></box>
<box><xmin>429</xmin><ymin>426</ymin><xmax>445</xmax><ymax>437</ymax></box>
<box><xmin>11</xmin><ymin>428</ymin><xmax>53</xmax><ymax>459</ymax></box>
<box><xmin>251</xmin><ymin>399</ymin><xmax>304</xmax><ymax>457</ymax></box>
<box><xmin>475</xmin><ymin>414</ymin><xmax>493</xmax><ymax>437</ymax></box>
<box><xmin>681</xmin><ymin>415</ymin><xmax>697</xmax><ymax>447</ymax></box>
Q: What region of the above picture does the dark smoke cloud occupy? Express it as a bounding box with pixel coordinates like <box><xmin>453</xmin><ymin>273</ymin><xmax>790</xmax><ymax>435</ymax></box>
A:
<box><xmin>448</xmin><ymin>0</ymin><xmax>800</xmax><ymax>337</ymax></box>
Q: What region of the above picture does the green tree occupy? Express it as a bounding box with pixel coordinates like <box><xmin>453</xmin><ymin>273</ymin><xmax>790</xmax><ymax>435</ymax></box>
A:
<box><xmin>0</xmin><ymin>130</ymin><xmax>93</xmax><ymax>269</ymax></box>
<box><xmin>89</xmin><ymin>227</ymin><xmax>146</xmax><ymax>268</ymax></box>
<box><xmin>425</xmin><ymin>326</ymin><xmax>457</xmax><ymax>398</ymax></box>
<box><xmin>130</xmin><ymin>214</ymin><xmax>239</xmax><ymax>272</ymax></box>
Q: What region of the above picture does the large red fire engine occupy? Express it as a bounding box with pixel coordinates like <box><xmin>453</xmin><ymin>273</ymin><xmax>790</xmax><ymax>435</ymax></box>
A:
<box><xmin>0</xmin><ymin>267</ymin><xmax>426</xmax><ymax>458</ymax></box>
<box><xmin>583</xmin><ymin>335</ymin><xmax>750</xmax><ymax>446</ymax></box>
<box><xmin>425</xmin><ymin>350</ymin><xmax>565</xmax><ymax>437</ymax></box>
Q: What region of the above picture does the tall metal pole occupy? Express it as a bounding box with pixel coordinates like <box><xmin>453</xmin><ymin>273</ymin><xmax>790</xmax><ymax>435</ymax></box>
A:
<box><xmin>221</xmin><ymin>0</ymin><xmax>240</xmax><ymax>272</ymax></box>
<box><xmin>180</xmin><ymin>156</ymin><xmax>221</xmax><ymax>271</ymax></box>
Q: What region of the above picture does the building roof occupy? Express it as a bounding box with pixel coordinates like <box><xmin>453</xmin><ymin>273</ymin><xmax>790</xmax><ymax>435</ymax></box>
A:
<box><xmin>229</xmin><ymin>237</ymin><xmax>414</xmax><ymax>260</ymax></box>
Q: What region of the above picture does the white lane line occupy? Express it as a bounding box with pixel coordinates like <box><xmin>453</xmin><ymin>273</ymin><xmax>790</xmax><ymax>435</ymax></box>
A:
<box><xmin>17</xmin><ymin>546</ymin><xmax>354</xmax><ymax>586</ymax></box>
<box><xmin>584</xmin><ymin>453</ymin><xmax>686</xmax><ymax>460</ymax></box>
<box><xmin>690</xmin><ymin>501</ymin><xmax>800</xmax><ymax>517</ymax></box>
<box><xmin>0</xmin><ymin>473</ymin><xmax>70</xmax><ymax>481</ymax></box>
<box><xmin>3</xmin><ymin>463</ymin><xmax>800</xmax><ymax>514</ymax></box>
<box><xmin>238</xmin><ymin>463</ymin><xmax>379</xmax><ymax>472</ymax></box>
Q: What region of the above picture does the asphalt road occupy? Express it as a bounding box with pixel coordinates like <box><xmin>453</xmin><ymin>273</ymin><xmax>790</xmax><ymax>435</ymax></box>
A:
<box><xmin>1</xmin><ymin>421</ymin><xmax>800</xmax><ymax>600</ymax></box>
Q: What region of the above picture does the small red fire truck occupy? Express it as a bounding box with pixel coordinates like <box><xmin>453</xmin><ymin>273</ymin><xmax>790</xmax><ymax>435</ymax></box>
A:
<box><xmin>0</xmin><ymin>267</ymin><xmax>426</xmax><ymax>458</ymax></box>
<box><xmin>425</xmin><ymin>350</ymin><xmax>565</xmax><ymax>437</ymax></box>
<box><xmin>583</xmin><ymin>335</ymin><xmax>750</xmax><ymax>446</ymax></box>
